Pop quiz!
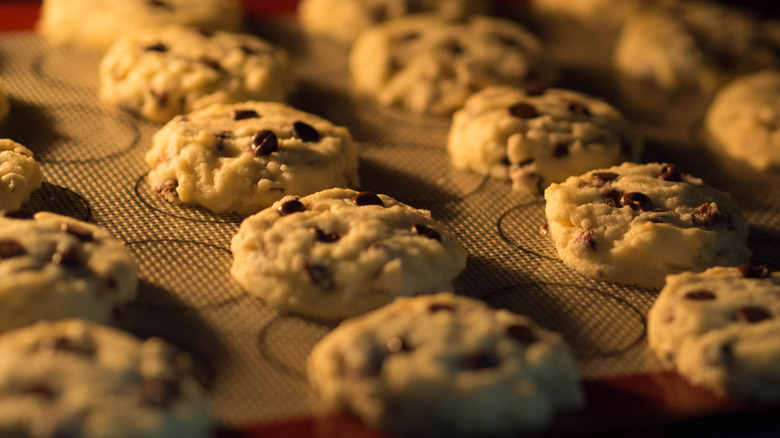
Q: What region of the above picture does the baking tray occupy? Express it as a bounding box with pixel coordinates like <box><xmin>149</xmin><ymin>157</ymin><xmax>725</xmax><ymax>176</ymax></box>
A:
<box><xmin>0</xmin><ymin>3</ymin><xmax>779</xmax><ymax>437</ymax></box>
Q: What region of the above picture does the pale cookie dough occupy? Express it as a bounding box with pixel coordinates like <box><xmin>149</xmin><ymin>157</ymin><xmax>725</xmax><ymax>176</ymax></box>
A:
<box><xmin>231</xmin><ymin>189</ymin><xmax>467</xmax><ymax>320</ymax></box>
<box><xmin>100</xmin><ymin>25</ymin><xmax>292</xmax><ymax>124</ymax></box>
<box><xmin>350</xmin><ymin>14</ymin><xmax>557</xmax><ymax>115</ymax></box>
<box><xmin>38</xmin><ymin>0</ymin><xmax>245</xmax><ymax>52</ymax></box>
<box><xmin>544</xmin><ymin>162</ymin><xmax>751</xmax><ymax>289</ymax></box>
<box><xmin>298</xmin><ymin>0</ymin><xmax>490</xmax><ymax>43</ymax></box>
<box><xmin>145</xmin><ymin>101</ymin><xmax>359</xmax><ymax>215</ymax></box>
<box><xmin>448</xmin><ymin>86</ymin><xmax>641</xmax><ymax>194</ymax></box>
<box><xmin>704</xmin><ymin>70</ymin><xmax>780</xmax><ymax>171</ymax></box>
<box><xmin>532</xmin><ymin>0</ymin><xmax>644</xmax><ymax>28</ymax></box>
<box><xmin>614</xmin><ymin>1</ymin><xmax>780</xmax><ymax>93</ymax></box>
<box><xmin>648</xmin><ymin>265</ymin><xmax>780</xmax><ymax>401</ymax></box>
<box><xmin>0</xmin><ymin>319</ymin><xmax>213</xmax><ymax>437</ymax></box>
<box><xmin>0</xmin><ymin>212</ymin><xmax>137</xmax><ymax>333</ymax></box>
<box><xmin>0</xmin><ymin>139</ymin><xmax>43</xmax><ymax>212</ymax></box>
<box><xmin>308</xmin><ymin>292</ymin><xmax>584</xmax><ymax>437</ymax></box>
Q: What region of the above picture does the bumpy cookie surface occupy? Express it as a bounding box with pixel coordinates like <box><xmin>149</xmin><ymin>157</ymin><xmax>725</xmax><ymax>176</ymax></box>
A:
<box><xmin>38</xmin><ymin>0</ymin><xmax>245</xmax><ymax>51</ymax></box>
<box><xmin>544</xmin><ymin>162</ymin><xmax>751</xmax><ymax>289</ymax></box>
<box><xmin>448</xmin><ymin>86</ymin><xmax>641</xmax><ymax>194</ymax></box>
<box><xmin>648</xmin><ymin>265</ymin><xmax>780</xmax><ymax>401</ymax></box>
<box><xmin>231</xmin><ymin>189</ymin><xmax>467</xmax><ymax>319</ymax></box>
<box><xmin>704</xmin><ymin>70</ymin><xmax>780</xmax><ymax>171</ymax></box>
<box><xmin>298</xmin><ymin>0</ymin><xmax>489</xmax><ymax>43</ymax></box>
<box><xmin>100</xmin><ymin>25</ymin><xmax>292</xmax><ymax>124</ymax></box>
<box><xmin>349</xmin><ymin>14</ymin><xmax>556</xmax><ymax>115</ymax></box>
<box><xmin>0</xmin><ymin>139</ymin><xmax>42</xmax><ymax>212</ymax></box>
<box><xmin>0</xmin><ymin>212</ymin><xmax>137</xmax><ymax>333</ymax></box>
<box><xmin>308</xmin><ymin>292</ymin><xmax>584</xmax><ymax>437</ymax></box>
<box><xmin>0</xmin><ymin>319</ymin><xmax>213</xmax><ymax>437</ymax></box>
<box><xmin>145</xmin><ymin>101</ymin><xmax>359</xmax><ymax>215</ymax></box>
<box><xmin>614</xmin><ymin>1</ymin><xmax>780</xmax><ymax>92</ymax></box>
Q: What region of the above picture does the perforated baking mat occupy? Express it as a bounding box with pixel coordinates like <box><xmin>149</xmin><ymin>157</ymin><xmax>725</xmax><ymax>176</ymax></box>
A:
<box><xmin>0</xmin><ymin>13</ymin><xmax>779</xmax><ymax>433</ymax></box>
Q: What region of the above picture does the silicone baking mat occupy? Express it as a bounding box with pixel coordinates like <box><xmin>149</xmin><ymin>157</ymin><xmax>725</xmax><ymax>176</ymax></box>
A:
<box><xmin>0</xmin><ymin>10</ymin><xmax>779</xmax><ymax>433</ymax></box>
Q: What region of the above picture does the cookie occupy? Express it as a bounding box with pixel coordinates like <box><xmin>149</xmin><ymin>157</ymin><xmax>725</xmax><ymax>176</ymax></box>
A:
<box><xmin>99</xmin><ymin>25</ymin><xmax>293</xmax><ymax>124</ymax></box>
<box><xmin>145</xmin><ymin>101</ymin><xmax>359</xmax><ymax>215</ymax></box>
<box><xmin>307</xmin><ymin>292</ymin><xmax>584</xmax><ymax>437</ymax></box>
<box><xmin>648</xmin><ymin>265</ymin><xmax>780</xmax><ymax>401</ymax></box>
<box><xmin>298</xmin><ymin>0</ymin><xmax>490</xmax><ymax>43</ymax></box>
<box><xmin>38</xmin><ymin>0</ymin><xmax>245</xmax><ymax>51</ymax></box>
<box><xmin>704</xmin><ymin>70</ymin><xmax>780</xmax><ymax>171</ymax></box>
<box><xmin>0</xmin><ymin>212</ymin><xmax>137</xmax><ymax>333</ymax></box>
<box><xmin>614</xmin><ymin>1</ymin><xmax>779</xmax><ymax>92</ymax></box>
<box><xmin>448</xmin><ymin>86</ymin><xmax>642</xmax><ymax>194</ymax></box>
<box><xmin>532</xmin><ymin>0</ymin><xmax>644</xmax><ymax>28</ymax></box>
<box><xmin>543</xmin><ymin>162</ymin><xmax>751</xmax><ymax>289</ymax></box>
<box><xmin>0</xmin><ymin>319</ymin><xmax>213</xmax><ymax>437</ymax></box>
<box><xmin>349</xmin><ymin>14</ymin><xmax>557</xmax><ymax>115</ymax></box>
<box><xmin>230</xmin><ymin>189</ymin><xmax>467</xmax><ymax>320</ymax></box>
<box><xmin>0</xmin><ymin>139</ymin><xmax>43</xmax><ymax>212</ymax></box>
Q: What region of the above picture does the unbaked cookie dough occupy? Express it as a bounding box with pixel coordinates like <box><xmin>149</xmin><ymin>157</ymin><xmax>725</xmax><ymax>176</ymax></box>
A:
<box><xmin>308</xmin><ymin>292</ymin><xmax>584</xmax><ymax>437</ymax></box>
<box><xmin>704</xmin><ymin>70</ymin><xmax>780</xmax><ymax>171</ymax></box>
<box><xmin>448</xmin><ymin>86</ymin><xmax>641</xmax><ymax>194</ymax></box>
<box><xmin>145</xmin><ymin>101</ymin><xmax>360</xmax><ymax>215</ymax></box>
<box><xmin>614</xmin><ymin>1</ymin><xmax>780</xmax><ymax>93</ymax></box>
<box><xmin>648</xmin><ymin>265</ymin><xmax>780</xmax><ymax>401</ymax></box>
<box><xmin>230</xmin><ymin>189</ymin><xmax>467</xmax><ymax>320</ymax></box>
<box><xmin>0</xmin><ymin>212</ymin><xmax>137</xmax><ymax>333</ymax></box>
<box><xmin>0</xmin><ymin>139</ymin><xmax>43</xmax><ymax>212</ymax></box>
<box><xmin>544</xmin><ymin>162</ymin><xmax>751</xmax><ymax>289</ymax></box>
<box><xmin>0</xmin><ymin>319</ymin><xmax>214</xmax><ymax>437</ymax></box>
<box><xmin>298</xmin><ymin>0</ymin><xmax>490</xmax><ymax>43</ymax></box>
<box><xmin>350</xmin><ymin>14</ymin><xmax>557</xmax><ymax>115</ymax></box>
<box><xmin>100</xmin><ymin>25</ymin><xmax>293</xmax><ymax>124</ymax></box>
<box><xmin>37</xmin><ymin>0</ymin><xmax>245</xmax><ymax>51</ymax></box>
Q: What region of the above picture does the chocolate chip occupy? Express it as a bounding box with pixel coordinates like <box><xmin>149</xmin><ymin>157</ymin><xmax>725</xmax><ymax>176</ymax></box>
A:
<box><xmin>313</xmin><ymin>228</ymin><xmax>340</xmax><ymax>243</ymax></box>
<box><xmin>576</xmin><ymin>228</ymin><xmax>597</xmax><ymax>250</ymax></box>
<box><xmin>736</xmin><ymin>306</ymin><xmax>772</xmax><ymax>323</ymax></box>
<box><xmin>194</xmin><ymin>28</ymin><xmax>214</xmax><ymax>38</ymax></box>
<box><xmin>566</xmin><ymin>101</ymin><xmax>591</xmax><ymax>116</ymax></box>
<box><xmin>518</xmin><ymin>158</ymin><xmax>535</xmax><ymax>167</ymax></box>
<box><xmin>464</xmin><ymin>352</ymin><xmax>499</xmax><ymax>370</ymax></box>
<box><xmin>146</xmin><ymin>0</ymin><xmax>172</xmax><ymax>10</ymax></box>
<box><xmin>398</xmin><ymin>32</ymin><xmax>420</xmax><ymax>42</ymax></box>
<box><xmin>36</xmin><ymin>336</ymin><xmax>95</xmax><ymax>356</ymax></box>
<box><xmin>154</xmin><ymin>180</ymin><xmax>178</xmax><ymax>203</ymax></box>
<box><xmin>506</xmin><ymin>324</ymin><xmax>538</xmax><ymax>345</ymax></box>
<box><xmin>692</xmin><ymin>203</ymin><xmax>726</xmax><ymax>228</ymax></box>
<box><xmin>250</xmin><ymin>130</ymin><xmax>278</xmax><ymax>156</ymax></box>
<box><xmin>143</xmin><ymin>42</ymin><xmax>168</xmax><ymax>52</ymax></box>
<box><xmin>552</xmin><ymin>143</ymin><xmax>569</xmax><ymax>158</ymax></box>
<box><xmin>591</xmin><ymin>172</ymin><xmax>619</xmax><ymax>184</ymax></box>
<box><xmin>18</xmin><ymin>383</ymin><xmax>56</xmax><ymax>399</ymax></box>
<box><xmin>386</xmin><ymin>336</ymin><xmax>412</xmax><ymax>353</ymax></box>
<box><xmin>444</xmin><ymin>39</ymin><xmax>465</xmax><ymax>55</ymax></box>
<box><xmin>215</xmin><ymin>131</ymin><xmax>232</xmax><ymax>153</ymax></box>
<box><xmin>603</xmin><ymin>190</ymin><xmax>622</xmax><ymax>208</ymax></box>
<box><xmin>428</xmin><ymin>303</ymin><xmax>455</xmax><ymax>313</ymax></box>
<box><xmin>738</xmin><ymin>263</ymin><xmax>771</xmax><ymax>279</ymax></box>
<box><xmin>684</xmin><ymin>290</ymin><xmax>716</xmax><ymax>300</ymax></box>
<box><xmin>292</xmin><ymin>121</ymin><xmax>321</xmax><ymax>143</ymax></box>
<box><xmin>353</xmin><ymin>191</ymin><xmax>384</xmax><ymax>207</ymax></box>
<box><xmin>412</xmin><ymin>224</ymin><xmax>441</xmax><ymax>241</ymax></box>
<box><xmin>198</xmin><ymin>57</ymin><xmax>221</xmax><ymax>71</ymax></box>
<box><xmin>620</xmin><ymin>192</ymin><xmax>653</xmax><ymax>211</ymax></box>
<box><xmin>658</xmin><ymin>164</ymin><xmax>682</xmax><ymax>182</ymax></box>
<box><xmin>277</xmin><ymin>199</ymin><xmax>305</xmax><ymax>216</ymax></box>
<box><xmin>1</xmin><ymin>210</ymin><xmax>35</xmax><ymax>219</ymax></box>
<box><xmin>138</xmin><ymin>378</ymin><xmax>180</xmax><ymax>407</ymax></box>
<box><xmin>0</xmin><ymin>239</ymin><xmax>25</xmax><ymax>259</ymax></box>
<box><xmin>152</xmin><ymin>90</ymin><xmax>168</xmax><ymax>107</ymax></box>
<box><xmin>508</xmin><ymin>103</ymin><xmax>538</xmax><ymax>119</ymax></box>
<box><xmin>231</xmin><ymin>109</ymin><xmax>259</xmax><ymax>120</ymax></box>
<box><xmin>304</xmin><ymin>261</ymin><xmax>334</xmax><ymax>290</ymax></box>
<box><xmin>60</xmin><ymin>223</ymin><xmax>93</xmax><ymax>243</ymax></box>
<box><xmin>51</xmin><ymin>243</ymin><xmax>81</xmax><ymax>267</ymax></box>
